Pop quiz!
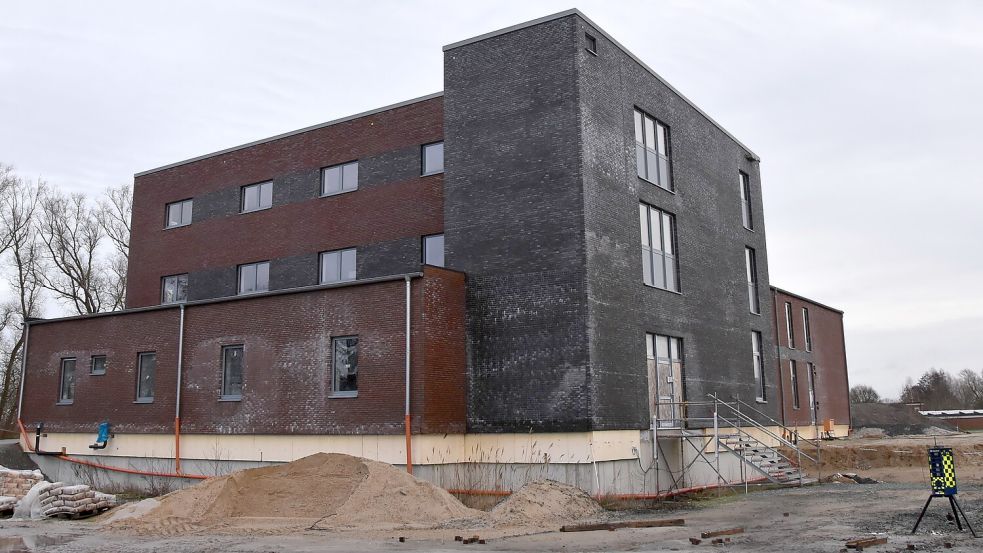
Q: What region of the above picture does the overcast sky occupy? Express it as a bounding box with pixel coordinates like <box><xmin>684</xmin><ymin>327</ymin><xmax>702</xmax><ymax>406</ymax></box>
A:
<box><xmin>2</xmin><ymin>1</ymin><xmax>981</xmax><ymax>399</ymax></box>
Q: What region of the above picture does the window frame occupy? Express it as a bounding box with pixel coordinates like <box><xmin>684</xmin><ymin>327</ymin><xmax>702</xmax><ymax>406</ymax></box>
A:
<box><xmin>321</xmin><ymin>161</ymin><xmax>359</xmax><ymax>197</ymax></box>
<box><xmin>161</xmin><ymin>273</ymin><xmax>189</xmax><ymax>304</ymax></box>
<box><xmin>331</xmin><ymin>335</ymin><xmax>359</xmax><ymax>397</ymax></box>
<box><xmin>135</xmin><ymin>351</ymin><xmax>156</xmax><ymax>403</ymax></box>
<box><xmin>739</xmin><ymin>171</ymin><xmax>753</xmax><ymax>230</ymax></box>
<box><xmin>639</xmin><ymin>202</ymin><xmax>680</xmax><ymax>292</ymax></box>
<box><xmin>237</xmin><ymin>261</ymin><xmax>270</xmax><ymax>295</ymax></box>
<box><xmin>633</xmin><ymin>108</ymin><xmax>673</xmax><ymax>191</ymax></box>
<box><xmin>802</xmin><ymin>307</ymin><xmax>813</xmax><ymax>352</ymax></box>
<box><xmin>57</xmin><ymin>357</ymin><xmax>76</xmax><ymax>405</ymax></box>
<box><xmin>220</xmin><ymin>344</ymin><xmax>244</xmax><ymax>401</ymax></box>
<box><xmin>422</xmin><ymin>234</ymin><xmax>445</xmax><ymax>267</ymax></box>
<box><xmin>319</xmin><ymin>248</ymin><xmax>357</xmax><ymax>284</ymax></box>
<box><xmin>790</xmin><ymin>359</ymin><xmax>800</xmax><ymax>409</ymax></box>
<box><xmin>240</xmin><ymin>181</ymin><xmax>273</xmax><ymax>213</ymax></box>
<box><xmin>745</xmin><ymin>247</ymin><xmax>760</xmax><ymax>314</ymax></box>
<box><xmin>90</xmin><ymin>354</ymin><xmax>107</xmax><ymax>376</ymax></box>
<box><xmin>752</xmin><ymin>331</ymin><xmax>766</xmax><ymax>402</ymax></box>
<box><xmin>785</xmin><ymin>302</ymin><xmax>796</xmax><ymax>348</ymax></box>
<box><xmin>164</xmin><ymin>199</ymin><xmax>194</xmax><ymax>229</ymax></box>
<box><xmin>421</xmin><ymin>142</ymin><xmax>444</xmax><ymax>176</ymax></box>
<box><xmin>585</xmin><ymin>33</ymin><xmax>597</xmax><ymax>55</ymax></box>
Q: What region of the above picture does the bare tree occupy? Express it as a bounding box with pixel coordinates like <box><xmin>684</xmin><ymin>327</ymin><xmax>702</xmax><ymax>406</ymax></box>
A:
<box><xmin>97</xmin><ymin>184</ymin><xmax>131</xmax><ymax>309</ymax></box>
<box><xmin>954</xmin><ymin>369</ymin><xmax>983</xmax><ymax>409</ymax></box>
<box><xmin>849</xmin><ymin>385</ymin><xmax>881</xmax><ymax>404</ymax></box>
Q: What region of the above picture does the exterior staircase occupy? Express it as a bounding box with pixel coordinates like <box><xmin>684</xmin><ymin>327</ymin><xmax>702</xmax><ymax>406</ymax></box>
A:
<box><xmin>717</xmin><ymin>434</ymin><xmax>805</xmax><ymax>484</ymax></box>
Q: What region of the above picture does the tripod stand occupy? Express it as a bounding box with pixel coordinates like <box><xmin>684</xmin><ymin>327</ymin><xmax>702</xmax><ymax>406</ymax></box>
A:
<box><xmin>911</xmin><ymin>493</ymin><xmax>978</xmax><ymax>538</ymax></box>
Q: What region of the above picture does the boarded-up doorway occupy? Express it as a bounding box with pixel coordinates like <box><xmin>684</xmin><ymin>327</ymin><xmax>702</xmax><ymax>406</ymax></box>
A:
<box><xmin>646</xmin><ymin>333</ymin><xmax>684</xmax><ymax>428</ymax></box>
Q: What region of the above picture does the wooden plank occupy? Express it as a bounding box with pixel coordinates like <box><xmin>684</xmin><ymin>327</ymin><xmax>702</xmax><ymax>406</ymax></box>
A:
<box><xmin>560</xmin><ymin>519</ymin><xmax>685</xmax><ymax>532</ymax></box>
<box><xmin>701</xmin><ymin>527</ymin><xmax>745</xmax><ymax>538</ymax></box>
<box><xmin>846</xmin><ymin>537</ymin><xmax>887</xmax><ymax>549</ymax></box>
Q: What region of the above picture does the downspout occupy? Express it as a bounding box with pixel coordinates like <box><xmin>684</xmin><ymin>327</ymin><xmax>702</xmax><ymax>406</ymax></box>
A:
<box><xmin>174</xmin><ymin>304</ymin><xmax>185</xmax><ymax>474</ymax></box>
<box><xmin>404</xmin><ymin>276</ymin><xmax>413</xmax><ymax>475</ymax></box>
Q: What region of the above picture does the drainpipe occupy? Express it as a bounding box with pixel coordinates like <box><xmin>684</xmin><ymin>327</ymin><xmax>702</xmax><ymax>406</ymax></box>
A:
<box><xmin>174</xmin><ymin>304</ymin><xmax>185</xmax><ymax>474</ymax></box>
<box><xmin>404</xmin><ymin>276</ymin><xmax>413</xmax><ymax>475</ymax></box>
<box><xmin>15</xmin><ymin>322</ymin><xmax>30</xmax><ymax>425</ymax></box>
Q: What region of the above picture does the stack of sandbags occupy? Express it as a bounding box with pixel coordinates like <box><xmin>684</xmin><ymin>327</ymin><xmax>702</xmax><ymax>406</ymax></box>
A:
<box><xmin>0</xmin><ymin>467</ymin><xmax>44</xmax><ymax>512</ymax></box>
<box><xmin>36</xmin><ymin>482</ymin><xmax>116</xmax><ymax>518</ymax></box>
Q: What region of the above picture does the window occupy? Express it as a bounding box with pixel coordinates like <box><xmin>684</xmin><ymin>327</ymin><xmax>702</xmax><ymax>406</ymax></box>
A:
<box><xmin>422</xmin><ymin>234</ymin><xmax>445</xmax><ymax>267</ymax></box>
<box><xmin>633</xmin><ymin>109</ymin><xmax>672</xmax><ymax>190</ymax></box>
<box><xmin>585</xmin><ymin>33</ymin><xmax>597</xmax><ymax>54</ymax></box>
<box><xmin>751</xmin><ymin>331</ymin><xmax>765</xmax><ymax>401</ymax></box>
<box><xmin>321</xmin><ymin>161</ymin><xmax>358</xmax><ymax>196</ymax></box>
<box><xmin>639</xmin><ymin>203</ymin><xmax>678</xmax><ymax>292</ymax></box>
<box><xmin>58</xmin><ymin>358</ymin><xmax>75</xmax><ymax>404</ymax></box>
<box><xmin>807</xmin><ymin>362</ymin><xmax>817</xmax><ymax>423</ymax></box>
<box><xmin>739</xmin><ymin>171</ymin><xmax>753</xmax><ymax>230</ymax></box>
<box><xmin>785</xmin><ymin>302</ymin><xmax>796</xmax><ymax>348</ymax></box>
<box><xmin>238</xmin><ymin>261</ymin><xmax>270</xmax><ymax>295</ymax></box>
<box><xmin>332</xmin><ymin>336</ymin><xmax>358</xmax><ymax>395</ymax></box>
<box><xmin>90</xmin><ymin>355</ymin><xmax>106</xmax><ymax>376</ymax></box>
<box><xmin>165</xmin><ymin>199</ymin><xmax>193</xmax><ymax>228</ymax></box>
<box><xmin>241</xmin><ymin>181</ymin><xmax>273</xmax><ymax>213</ymax></box>
<box><xmin>161</xmin><ymin>274</ymin><xmax>188</xmax><ymax>304</ymax></box>
<box><xmin>422</xmin><ymin>142</ymin><xmax>444</xmax><ymax>175</ymax></box>
<box><xmin>745</xmin><ymin>247</ymin><xmax>759</xmax><ymax>314</ymax></box>
<box><xmin>790</xmin><ymin>360</ymin><xmax>800</xmax><ymax>409</ymax></box>
<box><xmin>136</xmin><ymin>352</ymin><xmax>156</xmax><ymax>402</ymax></box>
<box><xmin>802</xmin><ymin>308</ymin><xmax>813</xmax><ymax>352</ymax></box>
<box><xmin>221</xmin><ymin>345</ymin><xmax>244</xmax><ymax>400</ymax></box>
<box><xmin>320</xmin><ymin>249</ymin><xmax>356</xmax><ymax>284</ymax></box>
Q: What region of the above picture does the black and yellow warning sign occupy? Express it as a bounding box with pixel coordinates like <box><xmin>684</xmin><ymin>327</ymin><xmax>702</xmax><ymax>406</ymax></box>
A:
<box><xmin>928</xmin><ymin>447</ymin><xmax>957</xmax><ymax>496</ymax></box>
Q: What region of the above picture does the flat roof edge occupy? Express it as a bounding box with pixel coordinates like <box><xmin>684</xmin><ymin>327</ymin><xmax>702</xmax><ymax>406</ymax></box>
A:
<box><xmin>770</xmin><ymin>286</ymin><xmax>844</xmax><ymax>314</ymax></box>
<box><xmin>442</xmin><ymin>8</ymin><xmax>759</xmax><ymax>160</ymax></box>
<box><xmin>134</xmin><ymin>92</ymin><xmax>444</xmax><ymax>178</ymax></box>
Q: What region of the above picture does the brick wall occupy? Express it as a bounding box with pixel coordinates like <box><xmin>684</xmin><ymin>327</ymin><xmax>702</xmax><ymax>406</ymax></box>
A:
<box><xmin>21</xmin><ymin>273</ymin><xmax>466</xmax><ymax>436</ymax></box>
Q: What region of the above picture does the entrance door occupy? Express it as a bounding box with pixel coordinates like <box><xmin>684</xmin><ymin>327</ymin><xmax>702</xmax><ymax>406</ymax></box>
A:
<box><xmin>647</xmin><ymin>334</ymin><xmax>684</xmax><ymax>428</ymax></box>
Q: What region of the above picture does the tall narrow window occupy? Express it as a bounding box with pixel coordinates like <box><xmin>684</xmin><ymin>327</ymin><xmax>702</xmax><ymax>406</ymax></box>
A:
<box><xmin>161</xmin><ymin>274</ymin><xmax>188</xmax><ymax>304</ymax></box>
<box><xmin>785</xmin><ymin>302</ymin><xmax>796</xmax><ymax>348</ymax></box>
<box><xmin>639</xmin><ymin>203</ymin><xmax>678</xmax><ymax>292</ymax></box>
<box><xmin>165</xmin><ymin>199</ymin><xmax>193</xmax><ymax>228</ymax></box>
<box><xmin>422</xmin><ymin>234</ymin><xmax>445</xmax><ymax>267</ymax></box>
<box><xmin>807</xmin><ymin>362</ymin><xmax>817</xmax><ymax>424</ymax></box>
<box><xmin>802</xmin><ymin>308</ymin><xmax>813</xmax><ymax>352</ymax></box>
<box><xmin>752</xmin><ymin>331</ymin><xmax>765</xmax><ymax>401</ymax></box>
<box><xmin>745</xmin><ymin>247</ymin><xmax>759</xmax><ymax>314</ymax></box>
<box><xmin>58</xmin><ymin>358</ymin><xmax>76</xmax><ymax>404</ymax></box>
<box><xmin>739</xmin><ymin>171</ymin><xmax>753</xmax><ymax>230</ymax></box>
<box><xmin>790</xmin><ymin>360</ymin><xmax>800</xmax><ymax>409</ymax></box>
<box><xmin>136</xmin><ymin>352</ymin><xmax>156</xmax><ymax>402</ymax></box>
<box><xmin>221</xmin><ymin>345</ymin><xmax>244</xmax><ymax>400</ymax></box>
<box><xmin>241</xmin><ymin>181</ymin><xmax>273</xmax><ymax>213</ymax></box>
<box><xmin>321</xmin><ymin>161</ymin><xmax>358</xmax><ymax>196</ymax></box>
<box><xmin>238</xmin><ymin>261</ymin><xmax>270</xmax><ymax>295</ymax></box>
<box><xmin>633</xmin><ymin>109</ymin><xmax>672</xmax><ymax>191</ymax></box>
<box><xmin>422</xmin><ymin>142</ymin><xmax>444</xmax><ymax>175</ymax></box>
<box><xmin>320</xmin><ymin>248</ymin><xmax>357</xmax><ymax>283</ymax></box>
<box><xmin>332</xmin><ymin>336</ymin><xmax>358</xmax><ymax>395</ymax></box>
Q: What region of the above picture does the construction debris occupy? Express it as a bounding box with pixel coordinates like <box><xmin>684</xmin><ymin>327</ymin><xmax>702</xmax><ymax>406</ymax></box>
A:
<box><xmin>689</xmin><ymin>537</ymin><xmax>702</xmax><ymax>545</ymax></box>
<box><xmin>701</xmin><ymin>527</ymin><xmax>745</xmax><ymax>538</ymax></box>
<box><xmin>37</xmin><ymin>482</ymin><xmax>116</xmax><ymax>518</ymax></box>
<box><xmin>845</xmin><ymin>536</ymin><xmax>887</xmax><ymax>549</ymax></box>
<box><xmin>560</xmin><ymin>519</ymin><xmax>685</xmax><ymax>532</ymax></box>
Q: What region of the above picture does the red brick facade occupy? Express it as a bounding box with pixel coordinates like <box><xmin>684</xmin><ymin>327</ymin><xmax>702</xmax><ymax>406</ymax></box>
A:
<box><xmin>21</xmin><ymin>267</ymin><xmax>466</xmax><ymax>436</ymax></box>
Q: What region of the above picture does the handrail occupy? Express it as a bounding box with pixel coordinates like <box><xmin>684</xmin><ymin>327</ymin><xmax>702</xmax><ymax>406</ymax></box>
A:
<box><xmin>729</xmin><ymin>397</ymin><xmax>821</xmax><ymax>449</ymax></box>
<box><xmin>711</xmin><ymin>402</ymin><xmax>817</xmax><ymax>464</ymax></box>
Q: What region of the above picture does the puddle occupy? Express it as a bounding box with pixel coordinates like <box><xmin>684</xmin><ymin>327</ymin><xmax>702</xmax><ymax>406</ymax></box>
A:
<box><xmin>0</xmin><ymin>536</ymin><xmax>74</xmax><ymax>552</ymax></box>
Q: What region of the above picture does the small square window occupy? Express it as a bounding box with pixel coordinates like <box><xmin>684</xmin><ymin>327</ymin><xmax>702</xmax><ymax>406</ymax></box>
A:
<box><xmin>90</xmin><ymin>355</ymin><xmax>106</xmax><ymax>376</ymax></box>
<box><xmin>161</xmin><ymin>274</ymin><xmax>188</xmax><ymax>304</ymax></box>
<box><xmin>332</xmin><ymin>336</ymin><xmax>358</xmax><ymax>395</ymax></box>
<box><xmin>422</xmin><ymin>234</ymin><xmax>445</xmax><ymax>267</ymax></box>
<box><xmin>58</xmin><ymin>358</ymin><xmax>76</xmax><ymax>404</ymax></box>
<box><xmin>221</xmin><ymin>345</ymin><xmax>244</xmax><ymax>400</ymax></box>
<box><xmin>585</xmin><ymin>33</ymin><xmax>597</xmax><ymax>54</ymax></box>
<box><xmin>320</xmin><ymin>248</ymin><xmax>356</xmax><ymax>284</ymax></box>
<box><xmin>322</xmin><ymin>161</ymin><xmax>359</xmax><ymax>196</ymax></box>
<box><xmin>238</xmin><ymin>261</ymin><xmax>270</xmax><ymax>295</ymax></box>
<box><xmin>241</xmin><ymin>181</ymin><xmax>273</xmax><ymax>213</ymax></box>
<box><xmin>165</xmin><ymin>199</ymin><xmax>193</xmax><ymax>228</ymax></box>
<box><xmin>422</xmin><ymin>142</ymin><xmax>444</xmax><ymax>176</ymax></box>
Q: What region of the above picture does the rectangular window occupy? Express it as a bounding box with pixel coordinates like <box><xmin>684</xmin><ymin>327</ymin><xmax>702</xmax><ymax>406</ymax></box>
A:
<box><xmin>332</xmin><ymin>336</ymin><xmax>358</xmax><ymax>395</ymax></box>
<box><xmin>241</xmin><ymin>181</ymin><xmax>273</xmax><ymax>213</ymax></box>
<box><xmin>221</xmin><ymin>345</ymin><xmax>244</xmax><ymax>400</ymax></box>
<box><xmin>90</xmin><ymin>355</ymin><xmax>106</xmax><ymax>376</ymax></box>
<box><xmin>165</xmin><ymin>199</ymin><xmax>193</xmax><ymax>228</ymax></box>
<box><xmin>745</xmin><ymin>247</ymin><xmax>760</xmax><ymax>314</ymax></box>
<box><xmin>321</xmin><ymin>161</ymin><xmax>358</xmax><ymax>196</ymax></box>
<box><xmin>752</xmin><ymin>331</ymin><xmax>765</xmax><ymax>401</ymax></box>
<box><xmin>802</xmin><ymin>308</ymin><xmax>813</xmax><ymax>352</ymax></box>
<box><xmin>58</xmin><ymin>358</ymin><xmax>76</xmax><ymax>404</ymax></box>
<box><xmin>320</xmin><ymin>248</ymin><xmax>357</xmax><ymax>284</ymax></box>
<box><xmin>136</xmin><ymin>352</ymin><xmax>156</xmax><ymax>402</ymax></box>
<box><xmin>585</xmin><ymin>33</ymin><xmax>597</xmax><ymax>54</ymax></box>
<box><xmin>422</xmin><ymin>234</ymin><xmax>445</xmax><ymax>267</ymax></box>
<box><xmin>739</xmin><ymin>171</ymin><xmax>753</xmax><ymax>230</ymax></box>
<box><xmin>422</xmin><ymin>142</ymin><xmax>444</xmax><ymax>175</ymax></box>
<box><xmin>639</xmin><ymin>203</ymin><xmax>679</xmax><ymax>292</ymax></box>
<box><xmin>633</xmin><ymin>109</ymin><xmax>672</xmax><ymax>191</ymax></box>
<box><xmin>790</xmin><ymin>360</ymin><xmax>800</xmax><ymax>409</ymax></box>
<box><xmin>807</xmin><ymin>362</ymin><xmax>817</xmax><ymax>424</ymax></box>
<box><xmin>161</xmin><ymin>274</ymin><xmax>188</xmax><ymax>304</ymax></box>
<box><xmin>238</xmin><ymin>261</ymin><xmax>270</xmax><ymax>295</ymax></box>
<box><xmin>784</xmin><ymin>302</ymin><xmax>796</xmax><ymax>348</ymax></box>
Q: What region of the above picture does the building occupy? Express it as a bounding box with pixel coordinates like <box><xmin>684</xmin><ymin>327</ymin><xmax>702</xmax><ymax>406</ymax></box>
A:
<box><xmin>18</xmin><ymin>9</ymin><xmax>849</xmax><ymax>495</ymax></box>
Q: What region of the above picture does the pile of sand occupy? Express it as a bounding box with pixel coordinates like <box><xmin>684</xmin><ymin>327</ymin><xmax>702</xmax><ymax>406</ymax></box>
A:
<box><xmin>489</xmin><ymin>480</ymin><xmax>603</xmax><ymax>526</ymax></box>
<box><xmin>108</xmin><ymin>453</ymin><xmax>481</xmax><ymax>534</ymax></box>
